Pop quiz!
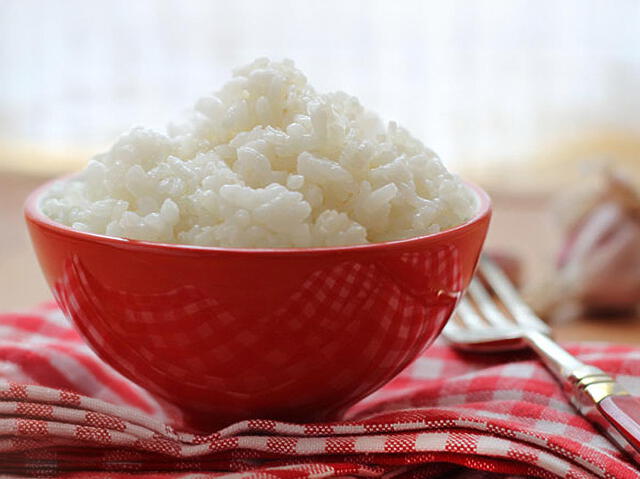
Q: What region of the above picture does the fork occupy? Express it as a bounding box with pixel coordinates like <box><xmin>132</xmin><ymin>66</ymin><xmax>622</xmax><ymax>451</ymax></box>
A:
<box><xmin>444</xmin><ymin>256</ymin><xmax>640</xmax><ymax>466</ymax></box>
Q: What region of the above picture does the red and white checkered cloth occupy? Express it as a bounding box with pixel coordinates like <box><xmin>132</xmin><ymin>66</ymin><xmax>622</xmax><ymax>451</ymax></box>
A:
<box><xmin>0</xmin><ymin>304</ymin><xmax>639</xmax><ymax>479</ymax></box>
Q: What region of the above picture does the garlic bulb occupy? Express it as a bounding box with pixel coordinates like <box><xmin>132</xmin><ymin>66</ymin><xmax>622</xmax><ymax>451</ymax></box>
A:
<box><xmin>535</xmin><ymin>168</ymin><xmax>640</xmax><ymax>318</ymax></box>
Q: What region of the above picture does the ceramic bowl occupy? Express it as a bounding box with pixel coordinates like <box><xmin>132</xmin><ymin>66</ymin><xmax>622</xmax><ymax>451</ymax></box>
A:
<box><xmin>25</xmin><ymin>179</ymin><xmax>490</xmax><ymax>430</ymax></box>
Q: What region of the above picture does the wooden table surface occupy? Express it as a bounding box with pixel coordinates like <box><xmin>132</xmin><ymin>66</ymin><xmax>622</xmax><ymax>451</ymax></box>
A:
<box><xmin>2</xmin><ymin>172</ymin><xmax>639</xmax><ymax>345</ymax></box>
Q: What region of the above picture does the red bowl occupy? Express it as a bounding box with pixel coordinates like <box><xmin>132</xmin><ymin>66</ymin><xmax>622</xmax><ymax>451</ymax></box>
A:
<box><xmin>25</xmin><ymin>178</ymin><xmax>490</xmax><ymax>431</ymax></box>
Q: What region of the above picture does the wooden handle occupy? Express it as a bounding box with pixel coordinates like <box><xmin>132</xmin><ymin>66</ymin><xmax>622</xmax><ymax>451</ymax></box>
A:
<box><xmin>598</xmin><ymin>395</ymin><xmax>640</xmax><ymax>461</ymax></box>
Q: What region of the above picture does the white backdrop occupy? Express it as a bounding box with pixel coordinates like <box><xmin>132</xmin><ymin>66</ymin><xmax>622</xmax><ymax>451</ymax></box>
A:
<box><xmin>1</xmin><ymin>0</ymin><xmax>639</xmax><ymax>175</ymax></box>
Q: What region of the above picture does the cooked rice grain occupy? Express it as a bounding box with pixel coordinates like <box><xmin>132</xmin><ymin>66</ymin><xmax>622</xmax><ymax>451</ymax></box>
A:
<box><xmin>42</xmin><ymin>58</ymin><xmax>475</xmax><ymax>248</ymax></box>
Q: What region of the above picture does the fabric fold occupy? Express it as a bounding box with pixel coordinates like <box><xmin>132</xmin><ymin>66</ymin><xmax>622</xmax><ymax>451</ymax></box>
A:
<box><xmin>0</xmin><ymin>304</ymin><xmax>638</xmax><ymax>479</ymax></box>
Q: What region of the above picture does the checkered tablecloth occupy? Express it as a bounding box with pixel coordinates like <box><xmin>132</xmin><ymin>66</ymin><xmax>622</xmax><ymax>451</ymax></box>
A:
<box><xmin>0</xmin><ymin>304</ymin><xmax>639</xmax><ymax>478</ymax></box>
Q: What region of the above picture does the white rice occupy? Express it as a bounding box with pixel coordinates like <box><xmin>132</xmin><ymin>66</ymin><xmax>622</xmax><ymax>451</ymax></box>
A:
<box><xmin>42</xmin><ymin>58</ymin><xmax>475</xmax><ymax>248</ymax></box>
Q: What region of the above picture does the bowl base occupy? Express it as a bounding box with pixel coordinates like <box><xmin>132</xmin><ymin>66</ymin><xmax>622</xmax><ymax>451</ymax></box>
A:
<box><xmin>174</xmin><ymin>403</ymin><xmax>351</xmax><ymax>433</ymax></box>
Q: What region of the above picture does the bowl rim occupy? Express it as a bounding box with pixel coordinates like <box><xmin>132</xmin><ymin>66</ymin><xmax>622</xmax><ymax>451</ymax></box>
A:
<box><xmin>24</xmin><ymin>175</ymin><xmax>491</xmax><ymax>255</ymax></box>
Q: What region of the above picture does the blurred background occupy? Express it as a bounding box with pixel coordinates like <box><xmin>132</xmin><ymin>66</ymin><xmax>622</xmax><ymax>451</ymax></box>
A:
<box><xmin>3</xmin><ymin>0</ymin><xmax>640</xmax><ymax>185</ymax></box>
<box><xmin>1</xmin><ymin>0</ymin><xmax>639</xmax><ymax>340</ymax></box>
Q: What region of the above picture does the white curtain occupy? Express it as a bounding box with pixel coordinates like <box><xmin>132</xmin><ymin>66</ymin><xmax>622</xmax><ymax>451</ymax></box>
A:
<box><xmin>1</xmin><ymin>0</ymin><xmax>639</xmax><ymax>174</ymax></box>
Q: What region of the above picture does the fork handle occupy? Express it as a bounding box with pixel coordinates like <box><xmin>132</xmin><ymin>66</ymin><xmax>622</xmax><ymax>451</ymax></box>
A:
<box><xmin>598</xmin><ymin>396</ymin><xmax>640</xmax><ymax>462</ymax></box>
<box><xmin>524</xmin><ymin>330</ymin><xmax>640</xmax><ymax>464</ymax></box>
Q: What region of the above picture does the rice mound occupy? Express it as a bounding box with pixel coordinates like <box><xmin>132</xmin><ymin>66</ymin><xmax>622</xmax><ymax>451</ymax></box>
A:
<box><xmin>42</xmin><ymin>58</ymin><xmax>475</xmax><ymax>248</ymax></box>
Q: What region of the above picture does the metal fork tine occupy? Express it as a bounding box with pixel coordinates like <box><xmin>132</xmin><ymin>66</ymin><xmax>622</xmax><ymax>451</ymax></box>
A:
<box><xmin>466</xmin><ymin>277</ymin><xmax>513</xmax><ymax>329</ymax></box>
<box><xmin>443</xmin><ymin>318</ymin><xmax>462</xmax><ymax>335</ymax></box>
<box><xmin>479</xmin><ymin>256</ymin><xmax>551</xmax><ymax>334</ymax></box>
<box><xmin>455</xmin><ymin>297</ymin><xmax>485</xmax><ymax>329</ymax></box>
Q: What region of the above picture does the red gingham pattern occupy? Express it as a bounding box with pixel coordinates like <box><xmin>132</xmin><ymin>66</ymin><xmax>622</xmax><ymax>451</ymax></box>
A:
<box><xmin>50</xmin><ymin>247</ymin><xmax>461</xmax><ymax>415</ymax></box>
<box><xmin>0</xmin><ymin>304</ymin><xmax>638</xmax><ymax>478</ymax></box>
